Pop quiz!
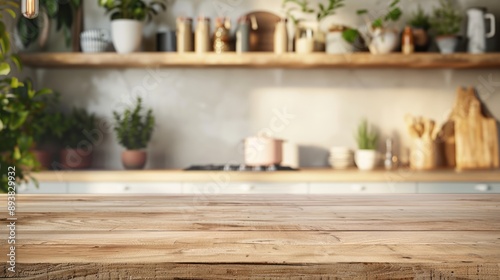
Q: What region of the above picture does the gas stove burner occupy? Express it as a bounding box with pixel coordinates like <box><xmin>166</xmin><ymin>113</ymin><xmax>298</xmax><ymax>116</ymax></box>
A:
<box><xmin>184</xmin><ymin>164</ymin><xmax>299</xmax><ymax>171</ymax></box>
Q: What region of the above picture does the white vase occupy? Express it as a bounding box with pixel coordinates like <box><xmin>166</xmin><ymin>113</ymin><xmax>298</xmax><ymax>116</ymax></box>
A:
<box><xmin>111</xmin><ymin>19</ymin><xmax>143</xmax><ymax>54</ymax></box>
<box><xmin>436</xmin><ymin>36</ymin><xmax>458</xmax><ymax>54</ymax></box>
<box><xmin>355</xmin><ymin>150</ymin><xmax>379</xmax><ymax>171</ymax></box>
<box><xmin>326</xmin><ymin>31</ymin><xmax>354</xmax><ymax>54</ymax></box>
<box><xmin>368</xmin><ymin>29</ymin><xmax>399</xmax><ymax>54</ymax></box>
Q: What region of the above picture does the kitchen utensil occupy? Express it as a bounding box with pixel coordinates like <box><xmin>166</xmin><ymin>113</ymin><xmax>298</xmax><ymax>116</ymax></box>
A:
<box><xmin>245</xmin><ymin>11</ymin><xmax>280</xmax><ymax>52</ymax></box>
<box><xmin>467</xmin><ymin>8</ymin><xmax>495</xmax><ymax>54</ymax></box>
<box><xmin>157</xmin><ymin>31</ymin><xmax>176</xmax><ymax>52</ymax></box>
<box><xmin>453</xmin><ymin>87</ymin><xmax>499</xmax><ymax>170</ymax></box>
<box><xmin>176</xmin><ymin>17</ymin><xmax>193</xmax><ymax>53</ymax></box>
<box><xmin>244</xmin><ymin>137</ymin><xmax>284</xmax><ymax>167</ymax></box>
<box><xmin>384</xmin><ymin>138</ymin><xmax>395</xmax><ymax>170</ymax></box>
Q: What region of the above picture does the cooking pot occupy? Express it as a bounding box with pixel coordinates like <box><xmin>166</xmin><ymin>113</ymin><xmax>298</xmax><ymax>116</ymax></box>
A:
<box><xmin>244</xmin><ymin>137</ymin><xmax>284</xmax><ymax>166</ymax></box>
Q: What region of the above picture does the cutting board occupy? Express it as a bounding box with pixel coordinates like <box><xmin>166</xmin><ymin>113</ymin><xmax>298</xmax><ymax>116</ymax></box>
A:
<box><xmin>449</xmin><ymin>87</ymin><xmax>499</xmax><ymax>170</ymax></box>
<box><xmin>245</xmin><ymin>11</ymin><xmax>280</xmax><ymax>52</ymax></box>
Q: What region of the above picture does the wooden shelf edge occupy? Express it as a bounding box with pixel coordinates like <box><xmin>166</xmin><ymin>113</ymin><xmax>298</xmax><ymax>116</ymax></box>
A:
<box><xmin>19</xmin><ymin>52</ymin><xmax>500</xmax><ymax>69</ymax></box>
<box><xmin>31</xmin><ymin>168</ymin><xmax>500</xmax><ymax>183</ymax></box>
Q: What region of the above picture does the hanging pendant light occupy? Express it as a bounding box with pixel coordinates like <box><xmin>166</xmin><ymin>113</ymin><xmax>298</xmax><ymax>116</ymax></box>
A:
<box><xmin>22</xmin><ymin>0</ymin><xmax>39</xmax><ymax>19</ymax></box>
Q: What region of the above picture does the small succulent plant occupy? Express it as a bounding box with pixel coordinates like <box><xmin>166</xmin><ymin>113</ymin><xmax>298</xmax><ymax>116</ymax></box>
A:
<box><xmin>355</xmin><ymin>119</ymin><xmax>378</xmax><ymax>150</ymax></box>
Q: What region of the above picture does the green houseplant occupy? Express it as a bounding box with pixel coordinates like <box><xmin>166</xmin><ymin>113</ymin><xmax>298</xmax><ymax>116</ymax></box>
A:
<box><xmin>430</xmin><ymin>0</ymin><xmax>463</xmax><ymax>54</ymax></box>
<box><xmin>1</xmin><ymin>1</ymin><xmax>56</xmax><ymax>191</ymax></box>
<box><xmin>357</xmin><ymin>0</ymin><xmax>402</xmax><ymax>54</ymax></box>
<box><xmin>16</xmin><ymin>0</ymin><xmax>82</xmax><ymax>50</ymax></box>
<box><xmin>31</xmin><ymin>94</ymin><xmax>65</xmax><ymax>170</ymax></box>
<box><xmin>98</xmin><ymin>0</ymin><xmax>166</xmax><ymax>53</ymax></box>
<box><xmin>59</xmin><ymin>108</ymin><xmax>97</xmax><ymax>170</ymax></box>
<box><xmin>408</xmin><ymin>5</ymin><xmax>431</xmax><ymax>52</ymax></box>
<box><xmin>354</xmin><ymin>119</ymin><xmax>379</xmax><ymax>171</ymax></box>
<box><xmin>113</xmin><ymin>97</ymin><xmax>155</xmax><ymax>170</ymax></box>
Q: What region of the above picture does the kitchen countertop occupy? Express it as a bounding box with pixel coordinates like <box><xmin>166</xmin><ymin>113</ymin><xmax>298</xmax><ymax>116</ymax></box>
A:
<box><xmin>32</xmin><ymin>168</ymin><xmax>500</xmax><ymax>183</ymax></box>
<box><xmin>2</xmin><ymin>194</ymin><xmax>499</xmax><ymax>278</ymax></box>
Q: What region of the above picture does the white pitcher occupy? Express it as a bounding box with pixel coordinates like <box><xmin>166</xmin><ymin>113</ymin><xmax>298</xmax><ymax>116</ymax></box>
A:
<box><xmin>467</xmin><ymin>8</ymin><xmax>496</xmax><ymax>54</ymax></box>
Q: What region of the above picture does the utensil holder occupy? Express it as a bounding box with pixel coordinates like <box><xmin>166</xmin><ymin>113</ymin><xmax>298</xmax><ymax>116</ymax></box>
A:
<box><xmin>410</xmin><ymin>138</ymin><xmax>438</xmax><ymax>170</ymax></box>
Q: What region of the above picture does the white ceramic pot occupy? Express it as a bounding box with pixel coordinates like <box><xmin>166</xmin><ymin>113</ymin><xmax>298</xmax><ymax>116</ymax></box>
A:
<box><xmin>111</xmin><ymin>19</ymin><xmax>143</xmax><ymax>54</ymax></box>
<box><xmin>326</xmin><ymin>31</ymin><xmax>354</xmax><ymax>54</ymax></box>
<box><xmin>368</xmin><ymin>29</ymin><xmax>399</xmax><ymax>54</ymax></box>
<box><xmin>355</xmin><ymin>150</ymin><xmax>379</xmax><ymax>171</ymax></box>
<box><xmin>244</xmin><ymin>137</ymin><xmax>284</xmax><ymax>166</ymax></box>
<box><xmin>436</xmin><ymin>36</ymin><xmax>458</xmax><ymax>54</ymax></box>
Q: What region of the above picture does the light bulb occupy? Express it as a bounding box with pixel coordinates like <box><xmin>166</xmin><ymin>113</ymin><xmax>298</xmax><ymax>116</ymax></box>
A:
<box><xmin>22</xmin><ymin>0</ymin><xmax>39</xmax><ymax>19</ymax></box>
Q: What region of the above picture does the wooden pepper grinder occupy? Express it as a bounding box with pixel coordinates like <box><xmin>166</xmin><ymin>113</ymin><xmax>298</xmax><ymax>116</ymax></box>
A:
<box><xmin>402</xmin><ymin>26</ymin><xmax>414</xmax><ymax>55</ymax></box>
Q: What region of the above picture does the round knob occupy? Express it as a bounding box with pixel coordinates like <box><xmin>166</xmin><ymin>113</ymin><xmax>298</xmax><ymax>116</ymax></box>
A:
<box><xmin>351</xmin><ymin>184</ymin><xmax>366</xmax><ymax>192</ymax></box>
<box><xmin>474</xmin><ymin>184</ymin><xmax>491</xmax><ymax>192</ymax></box>
<box><xmin>124</xmin><ymin>186</ymin><xmax>130</xmax><ymax>191</ymax></box>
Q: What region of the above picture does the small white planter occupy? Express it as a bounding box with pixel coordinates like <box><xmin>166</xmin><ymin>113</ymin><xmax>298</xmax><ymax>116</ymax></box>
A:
<box><xmin>111</xmin><ymin>19</ymin><xmax>143</xmax><ymax>54</ymax></box>
<box><xmin>326</xmin><ymin>31</ymin><xmax>354</xmax><ymax>54</ymax></box>
<box><xmin>436</xmin><ymin>36</ymin><xmax>458</xmax><ymax>54</ymax></box>
<box><xmin>355</xmin><ymin>150</ymin><xmax>379</xmax><ymax>171</ymax></box>
<box><xmin>368</xmin><ymin>29</ymin><xmax>399</xmax><ymax>54</ymax></box>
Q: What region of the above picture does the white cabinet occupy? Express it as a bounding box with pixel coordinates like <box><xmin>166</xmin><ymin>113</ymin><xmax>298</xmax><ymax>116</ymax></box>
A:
<box><xmin>182</xmin><ymin>183</ymin><xmax>309</xmax><ymax>195</ymax></box>
<box><xmin>18</xmin><ymin>182</ymin><xmax>68</xmax><ymax>194</ymax></box>
<box><xmin>309</xmin><ymin>183</ymin><xmax>417</xmax><ymax>194</ymax></box>
<box><xmin>68</xmin><ymin>182</ymin><xmax>183</xmax><ymax>194</ymax></box>
<box><xmin>417</xmin><ymin>183</ymin><xmax>500</xmax><ymax>194</ymax></box>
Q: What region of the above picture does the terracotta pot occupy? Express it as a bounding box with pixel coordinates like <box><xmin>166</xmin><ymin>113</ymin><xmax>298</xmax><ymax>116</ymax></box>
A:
<box><xmin>121</xmin><ymin>150</ymin><xmax>147</xmax><ymax>170</ymax></box>
<box><xmin>32</xmin><ymin>150</ymin><xmax>53</xmax><ymax>170</ymax></box>
<box><xmin>244</xmin><ymin>137</ymin><xmax>283</xmax><ymax>167</ymax></box>
<box><xmin>60</xmin><ymin>148</ymin><xmax>93</xmax><ymax>170</ymax></box>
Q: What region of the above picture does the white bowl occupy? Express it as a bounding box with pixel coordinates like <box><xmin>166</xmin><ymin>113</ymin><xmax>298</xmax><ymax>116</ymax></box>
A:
<box><xmin>81</xmin><ymin>40</ymin><xmax>109</xmax><ymax>53</ymax></box>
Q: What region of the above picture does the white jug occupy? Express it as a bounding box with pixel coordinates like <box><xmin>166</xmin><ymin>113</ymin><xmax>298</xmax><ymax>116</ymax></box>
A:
<box><xmin>467</xmin><ymin>8</ymin><xmax>496</xmax><ymax>54</ymax></box>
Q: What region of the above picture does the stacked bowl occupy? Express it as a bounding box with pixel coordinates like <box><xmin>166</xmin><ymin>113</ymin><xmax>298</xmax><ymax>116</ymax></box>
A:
<box><xmin>328</xmin><ymin>147</ymin><xmax>354</xmax><ymax>169</ymax></box>
<box><xmin>80</xmin><ymin>29</ymin><xmax>110</xmax><ymax>53</ymax></box>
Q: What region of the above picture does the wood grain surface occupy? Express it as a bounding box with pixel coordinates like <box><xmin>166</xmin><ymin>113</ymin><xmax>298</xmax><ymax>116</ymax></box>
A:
<box><xmin>19</xmin><ymin>52</ymin><xmax>500</xmax><ymax>69</ymax></box>
<box><xmin>1</xmin><ymin>194</ymin><xmax>499</xmax><ymax>279</ymax></box>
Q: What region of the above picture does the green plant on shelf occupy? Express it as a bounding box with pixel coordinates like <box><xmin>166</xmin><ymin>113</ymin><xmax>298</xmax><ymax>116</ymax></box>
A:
<box><xmin>357</xmin><ymin>0</ymin><xmax>402</xmax><ymax>29</ymax></box>
<box><xmin>429</xmin><ymin>0</ymin><xmax>462</xmax><ymax>36</ymax></box>
<box><xmin>98</xmin><ymin>0</ymin><xmax>167</xmax><ymax>21</ymax></box>
<box><xmin>113</xmin><ymin>97</ymin><xmax>155</xmax><ymax>150</ymax></box>
<box><xmin>355</xmin><ymin>119</ymin><xmax>378</xmax><ymax>150</ymax></box>
<box><xmin>61</xmin><ymin>108</ymin><xmax>98</xmax><ymax>149</ymax></box>
<box><xmin>409</xmin><ymin>5</ymin><xmax>431</xmax><ymax>30</ymax></box>
<box><xmin>282</xmin><ymin>0</ymin><xmax>345</xmax><ymax>25</ymax></box>
<box><xmin>32</xmin><ymin>93</ymin><xmax>65</xmax><ymax>147</ymax></box>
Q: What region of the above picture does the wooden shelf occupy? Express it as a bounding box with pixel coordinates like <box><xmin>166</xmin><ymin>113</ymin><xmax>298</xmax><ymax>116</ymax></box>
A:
<box><xmin>32</xmin><ymin>168</ymin><xmax>500</xmax><ymax>183</ymax></box>
<box><xmin>19</xmin><ymin>52</ymin><xmax>500</xmax><ymax>69</ymax></box>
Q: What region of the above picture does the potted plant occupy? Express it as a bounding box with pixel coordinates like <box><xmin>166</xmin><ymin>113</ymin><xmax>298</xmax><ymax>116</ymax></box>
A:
<box><xmin>32</xmin><ymin>110</ymin><xmax>65</xmax><ymax>170</ymax></box>
<box><xmin>60</xmin><ymin>108</ymin><xmax>97</xmax><ymax>170</ymax></box>
<box><xmin>408</xmin><ymin>5</ymin><xmax>431</xmax><ymax>52</ymax></box>
<box><xmin>98</xmin><ymin>0</ymin><xmax>166</xmax><ymax>54</ymax></box>
<box><xmin>113</xmin><ymin>98</ymin><xmax>155</xmax><ymax>170</ymax></box>
<box><xmin>354</xmin><ymin>119</ymin><xmax>379</xmax><ymax>171</ymax></box>
<box><xmin>283</xmin><ymin>0</ymin><xmax>346</xmax><ymax>52</ymax></box>
<box><xmin>430</xmin><ymin>0</ymin><xmax>463</xmax><ymax>54</ymax></box>
<box><xmin>357</xmin><ymin>0</ymin><xmax>403</xmax><ymax>54</ymax></box>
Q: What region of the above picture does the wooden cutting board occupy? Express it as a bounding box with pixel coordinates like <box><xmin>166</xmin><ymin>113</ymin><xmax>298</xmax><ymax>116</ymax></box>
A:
<box><xmin>245</xmin><ymin>11</ymin><xmax>280</xmax><ymax>52</ymax></box>
<box><xmin>452</xmin><ymin>87</ymin><xmax>499</xmax><ymax>170</ymax></box>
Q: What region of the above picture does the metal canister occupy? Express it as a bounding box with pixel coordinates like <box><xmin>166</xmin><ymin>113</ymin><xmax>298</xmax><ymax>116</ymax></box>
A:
<box><xmin>176</xmin><ymin>17</ymin><xmax>193</xmax><ymax>52</ymax></box>
<box><xmin>213</xmin><ymin>17</ymin><xmax>231</xmax><ymax>53</ymax></box>
<box><xmin>236</xmin><ymin>17</ymin><xmax>250</xmax><ymax>53</ymax></box>
<box><xmin>195</xmin><ymin>17</ymin><xmax>211</xmax><ymax>53</ymax></box>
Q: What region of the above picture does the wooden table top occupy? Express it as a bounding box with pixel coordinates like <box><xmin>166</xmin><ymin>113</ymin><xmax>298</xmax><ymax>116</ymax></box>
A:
<box><xmin>1</xmin><ymin>194</ymin><xmax>500</xmax><ymax>279</ymax></box>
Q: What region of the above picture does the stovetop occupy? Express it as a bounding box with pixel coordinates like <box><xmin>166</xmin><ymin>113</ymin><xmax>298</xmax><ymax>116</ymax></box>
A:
<box><xmin>184</xmin><ymin>164</ymin><xmax>299</xmax><ymax>172</ymax></box>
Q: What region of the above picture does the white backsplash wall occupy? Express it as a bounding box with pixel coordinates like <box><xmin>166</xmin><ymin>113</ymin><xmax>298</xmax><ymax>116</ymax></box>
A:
<box><xmin>33</xmin><ymin>0</ymin><xmax>500</xmax><ymax>169</ymax></box>
<box><xmin>37</xmin><ymin>68</ymin><xmax>500</xmax><ymax>169</ymax></box>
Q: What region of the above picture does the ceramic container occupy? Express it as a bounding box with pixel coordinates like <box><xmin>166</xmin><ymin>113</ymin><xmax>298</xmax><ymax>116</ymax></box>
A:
<box><xmin>111</xmin><ymin>19</ymin><xmax>143</xmax><ymax>54</ymax></box>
